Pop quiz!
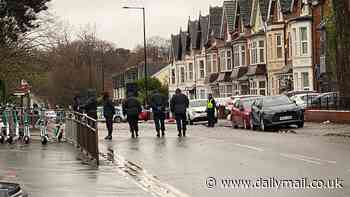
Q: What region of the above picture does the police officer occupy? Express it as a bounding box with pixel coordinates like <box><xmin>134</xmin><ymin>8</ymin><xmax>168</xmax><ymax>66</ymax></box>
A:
<box><xmin>170</xmin><ymin>88</ymin><xmax>189</xmax><ymax>137</ymax></box>
<box><xmin>207</xmin><ymin>93</ymin><xmax>216</xmax><ymax>127</ymax></box>
<box><xmin>103</xmin><ymin>93</ymin><xmax>115</xmax><ymax>140</ymax></box>
<box><xmin>123</xmin><ymin>93</ymin><xmax>142</xmax><ymax>138</ymax></box>
<box><xmin>150</xmin><ymin>90</ymin><xmax>167</xmax><ymax>137</ymax></box>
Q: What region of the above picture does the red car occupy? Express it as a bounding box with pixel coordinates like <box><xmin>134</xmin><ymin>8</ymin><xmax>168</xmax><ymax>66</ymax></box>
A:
<box><xmin>231</xmin><ymin>97</ymin><xmax>261</xmax><ymax>129</ymax></box>
<box><xmin>138</xmin><ymin>107</ymin><xmax>151</xmax><ymax>121</ymax></box>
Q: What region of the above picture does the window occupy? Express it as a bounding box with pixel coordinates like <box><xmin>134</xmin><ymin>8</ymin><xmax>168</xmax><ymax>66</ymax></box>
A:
<box><xmin>268</xmin><ymin>35</ymin><xmax>273</xmax><ymax>59</ymax></box>
<box><xmin>206</xmin><ymin>55</ymin><xmax>212</xmax><ymax>73</ymax></box>
<box><xmin>250</xmin><ymin>81</ymin><xmax>258</xmax><ymax>95</ymax></box>
<box><xmin>288</xmin><ymin>32</ymin><xmax>292</xmax><ymax>58</ymax></box>
<box><xmin>241</xmin><ymin>45</ymin><xmax>246</xmax><ymax>66</ymax></box>
<box><xmin>251</xmin><ymin>41</ymin><xmax>257</xmax><ymax>64</ymax></box>
<box><xmin>199</xmin><ymin>60</ymin><xmax>205</xmax><ymax>78</ymax></box>
<box><xmin>171</xmin><ymin>68</ymin><xmax>176</xmax><ymax>84</ymax></box>
<box><xmin>227</xmin><ymin>50</ymin><xmax>232</xmax><ymax>70</ymax></box>
<box><xmin>233</xmin><ymin>46</ymin><xmax>240</xmax><ymax>67</ymax></box>
<box><xmin>300</xmin><ymin>27</ymin><xmax>308</xmax><ymax>55</ymax></box>
<box><xmin>213</xmin><ymin>54</ymin><xmax>218</xmax><ymax>72</ymax></box>
<box><xmin>302</xmin><ymin>72</ymin><xmax>309</xmax><ymax>88</ymax></box>
<box><xmin>200</xmin><ymin>89</ymin><xmax>206</xmax><ymax>99</ymax></box>
<box><xmin>220</xmin><ymin>50</ymin><xmax>226</xmax><ymax>71</ymax></box>
<box><xmin>188</xmin><ymin>63</ymin><xmax>193</xmax><ymax>80</ymax></box>
<box><xmin>219</xmin><ymin>86</ymin><xmax>225</xmax><ymax>97</ymax></box>
<box><xmin>259</xmin><ymin>40</ymin><xmax>265</xmax><ymax>63</ymax></box>
<box><xmin>259</xmin><ymin>81</ymin><xmax>266</xmax><ymax>88</ymax></box>
<box><xmin>226</xmin><ymin>85</ymin><xmax>233</xmax><ymax>97</ymax></box>
<box><xmin>180</xmin><ymin>67</ymin><xmax>185</xmax><ymax>83</ymax></box>
<box><xmin>276</xmin><ymin>34</ymin><xmax>283</xmax><ymax>59</ymax></box>
<box><xmin>293</xmin><ymin>28</ymin><xmax>297</xmax><ymax>56</ymax></box>
<box><xmin>294</xmin><ymin>73</ymin><xmax>299</xmax><ymax>89</ymax></box>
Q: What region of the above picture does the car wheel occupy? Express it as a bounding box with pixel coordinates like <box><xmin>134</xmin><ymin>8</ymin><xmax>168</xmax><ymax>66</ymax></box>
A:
<box><xmin>260</xmin><ymin>117</ymin><xmax>266</xmax><ymax>131</ymax></box>
<box><xmin>114</xmin><ymin>117</ymin><xmax>122</xmax><ymax>123</ymax></box>
<box><xmin>250</xmin><ymin>116</ymin><xmax>256</xmax><ymax>131</ymax></box>
<box><xmin>297</xmin><ymin>121</ymin><xmax>304</xmax><ymax>128</ymax></box>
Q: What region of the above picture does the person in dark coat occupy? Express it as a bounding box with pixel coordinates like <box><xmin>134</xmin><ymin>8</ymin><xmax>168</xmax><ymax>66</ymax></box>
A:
<box><xmin>150</xmin><ymin>90</ymin><xmax>167</xmax><ymax>137</ymax></box>
<box><xmin>103</xmin><ymin>93</ymin><xmax>115</xmax><ymax>140</ymax></box>
<box><xmin>123</xmin><ymin>93</ymin><xmax>142</xmax><ymax>138</ymax></box>
<box><xmin>206</xmin><ymin>93</ymin><xmax>216</xmax><ymax>127</ymax></box>
<box><xmin>170</xmin><ymin>88</ymin><xmax>189</xmax><ymax>137</ymax></box>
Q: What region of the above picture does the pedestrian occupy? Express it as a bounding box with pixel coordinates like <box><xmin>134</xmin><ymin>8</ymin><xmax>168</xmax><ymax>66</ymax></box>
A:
<box><xmin>123</xmin><ymin>93</ymin><xmax>142</xmax><ymax>138</ymax></box>
<box><xmin>150</xmin><ymin>90</ymin><xmax>167</xmax><ymax>137</ymax></box>
<box><xmin>206</xmin><ymin>93</ymin><xmax>216</xmax><ymax>127</ymax></box>
<box><xmin>170</xmin><ymin>88</ymin><xmax>189</xmax><ymax>137</ymax></box>
<box><xmin>103</xmin><ymin>93</ymin><xmax>115</xmax><ymax>140</ymax></box>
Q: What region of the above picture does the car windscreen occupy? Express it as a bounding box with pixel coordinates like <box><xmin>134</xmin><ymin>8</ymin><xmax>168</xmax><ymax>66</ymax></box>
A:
<box><xmin>241</xmin><ymin>99</ymin><xmax>256</xmax><ymax>110</ymax></box>
<box><xmin>263</xmin><ymin>96</ymin><xmax>293</xmax><ymax>107</ymax></box>
<box><xmin>190</xmin><ymin>100</ymin><xmax>207</xmax><ymax>107</ymax></box>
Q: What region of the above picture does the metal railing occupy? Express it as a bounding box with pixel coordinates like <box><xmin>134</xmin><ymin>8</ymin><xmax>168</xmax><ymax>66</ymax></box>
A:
<box><xmin>306</xmin><ymin>96</ymin><xmax>350</xmax><ymax>111</ymax></box>
<box><xmin>65</xmin><ymin>111</ymin><xmax>99</xmax><ymax>165</ymax></box>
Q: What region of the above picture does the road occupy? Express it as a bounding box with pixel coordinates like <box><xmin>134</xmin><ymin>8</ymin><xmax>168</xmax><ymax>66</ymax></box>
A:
<box><xmin>98</xmin><ymin>121</ymin><xmax>350</xmax><ymax>197</ymax></box>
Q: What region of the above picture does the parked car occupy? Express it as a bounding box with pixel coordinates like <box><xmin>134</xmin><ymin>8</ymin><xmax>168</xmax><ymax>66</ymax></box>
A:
<box><xmin>284</xmin><ymin>90</ymin><xmax>317</xmax><ymax>97</ymax></box>
<box><xmin>187</xmin><ymin>99</ymin><xmax>217</xmax><ymax>125</ymax></box>
<box><xmin>290</xmin><ymin>93</ymin><xmax>319</xmax><ymax>109</ymax></box>
<box><xmin>138</xmin><ymin>107</ymin><xmax>151</xmax><ymax>121</ymax></box>
<box><xmin>231</xmin><ymin>97</ymin><xmax>262</xmax><ymax>129</ymax></box>
<box><xmin>250</xmin><ymin>95</ymin><xmax>304</xmax><ymax>131</ymax></box>
<box><xmin>97</xmin><ymin>106</ymin><xmax>127</xmax><ymax>123</ymax></box>
<box><xmin>0</xmin><ymin>182</ymin><xmax>28</xmax><ymax>197</ymax></box>
<box><xmin>311</xmin><ymin>92</ymin><xmax>338</xmax><ymax>109</ymax></box>
<box><xmin>45</xmin><ymin>110</ymin><xmax>57</xmax><ymax>120</ymax></box>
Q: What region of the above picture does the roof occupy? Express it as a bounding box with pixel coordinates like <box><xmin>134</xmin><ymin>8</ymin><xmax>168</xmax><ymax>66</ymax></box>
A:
<box><xmin>209</xmin><ymin>6</ymin><xmax>223</xmax><ymax>39</ymax></box>
<box><xmin>171</xmin><ymin>34</ymin><xmax>181</xmax><ymax>61</ymax></box>
<box><xmin>180</xmin><ymin>31</ymin><xmax>188</xmax><ymax>59</ymax></box>
<box><xmin>188</xmin><ymin>20</ymin><xmax>199</xmax><ymax>49</ymax></box>
<box><xmin>280</xmin><ymin>0</ymin><xmax>293</xmax><ymax>13</ymax></box>
<box><xmin>223</xmin><ymin>0</ymin><xmax>238</xmax><ymax>33</ymax></box>
<box><xmin>200</xmin><ymin>15</ymin><xmax>210</xmax><ymax>48</ymax></box>
<box><xmin>259</xmin><ymin>0</ymin><xmax>271</xmax><ymax>22</ymax></box>
<box><xmin>238</xmin><ymin>0</ymin><xmax>253</xmax><ymax>26</ymax></box>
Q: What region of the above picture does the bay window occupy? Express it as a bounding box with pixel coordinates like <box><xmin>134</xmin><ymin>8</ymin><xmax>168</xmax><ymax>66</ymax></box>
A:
<box><xmin>180</xmin><ymin>67</ymin><xmax>185</xmax><ymax>83</ymax></box>
<box><xmin>227</xmin><ymin>50</ymin><xmax>232</xmax><ymax>70</ymax></box>
<box><xmin>199</xmin><ymin>60</ymin><xmax>205</xmax><ymax>79</ymax></box>
<box><xmin>300</xmin><ymin>27</ymin><xmax>308</xmax><ymax>55</ymax></box>
<box><xmin>259</xmin><ymin>40</ymin><xmax>265</xmax><ymax>63</ymax></box>
<box><xmin>276</xmin><ymin>33</ymin><xmax>283</xmax><ymax>59</ymax></box>
<box><xmin>233</xmin><ymin>46</ymin><xmax>240</xmax><ymax>67</ymax></box>
<box><xmin>251</xmin><ymin>40</ymin><xmax>265</xmax><ymax>64</ymax></box>
<box><xmin>206</xmin><ymin>55</ymin><xmax>212</xmax><ymax>74</ymax></box>
<box><xmin>220</xmin><ymin>50</ymin><xmax>226</xmax><ymax>71</ymax></box>
<box><xmin>241</xmin><ymin>45</ymin><xmax>246</xmax><ymax>65</ymax></box>
<box><xmin>188</xmin><ymin>63</ymin><xmax>193</xmax><ymax>80</ymax></box>
<box><xmin>213</xmin><ymin>54</ymin><xmax>218</xmax><ymax>72</ymax></box>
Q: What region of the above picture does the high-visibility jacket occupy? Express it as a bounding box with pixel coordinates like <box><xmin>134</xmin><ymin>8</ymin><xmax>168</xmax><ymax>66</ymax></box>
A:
<box><xmin>207</xmin><ymin>99</ymin><xmax>214</xmax><ymax>109</ymax></box>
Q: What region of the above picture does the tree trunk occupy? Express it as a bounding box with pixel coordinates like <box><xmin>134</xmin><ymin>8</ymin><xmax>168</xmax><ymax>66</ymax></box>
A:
<box><xmin>333</xmin><ymin>0</ymin><xmax>350</xmax><ymax>101</ymax></box>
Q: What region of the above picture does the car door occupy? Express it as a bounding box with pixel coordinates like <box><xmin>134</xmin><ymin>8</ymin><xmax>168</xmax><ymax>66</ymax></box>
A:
<box><xmin>232</xmin><ymin>100</ymin><xmax>240</xmax><ymax>124</ymax></box>
<box><xmin>251</xmin><ymin>99</ymin><xmax>261</xmax><ymax>125</ymax></box>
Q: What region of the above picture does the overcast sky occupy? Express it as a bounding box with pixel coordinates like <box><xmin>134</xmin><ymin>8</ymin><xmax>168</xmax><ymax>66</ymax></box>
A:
<box><xmin>49</xmin><ymin>0</ymin><xmax>222</xmax><ymax>49</ymax></box>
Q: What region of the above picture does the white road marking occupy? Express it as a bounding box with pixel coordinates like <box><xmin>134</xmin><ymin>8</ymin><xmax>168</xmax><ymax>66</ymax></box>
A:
<box><xmin>280</xmin><ymin>153</ymin><xmax>322</xmax><ymax>165</ymax></box>
<box><xmin>291</xmin><ymin>154</ymin><xmax>337</xmax><ymax>164</ymax></box>
<box><xmin>235</xmin><ymin>143</ymin><xmax>264</xmax><ymax>152</ymax></box>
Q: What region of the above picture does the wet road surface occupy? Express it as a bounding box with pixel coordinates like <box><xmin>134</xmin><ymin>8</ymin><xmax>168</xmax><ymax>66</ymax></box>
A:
<box><xmin>0</xmin><ymin>142</ymin><xmax>153</xmax><ymax>197</ymax></box>
<box><xmin>98</xmin><ymin>121</ymin><xmax>350</xmax><ymax>197</ymax></box>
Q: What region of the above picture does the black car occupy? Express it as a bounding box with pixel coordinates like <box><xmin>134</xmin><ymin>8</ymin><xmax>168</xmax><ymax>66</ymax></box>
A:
<box><xmin>0</xmin><ymin>182</ymin><xmax>28</xmax><ymax>197</ymax></box>
<box><xmin>250</xmin><ymin>95</ymin><xmax>304</xmax><ymax>131</ymax></box>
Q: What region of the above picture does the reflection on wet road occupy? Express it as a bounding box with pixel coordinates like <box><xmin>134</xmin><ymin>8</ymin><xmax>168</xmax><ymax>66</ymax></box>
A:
<box><xmin>0</xmin><ymin>142</ymin><xmax>152</xmax><ymax>197</ymax></box>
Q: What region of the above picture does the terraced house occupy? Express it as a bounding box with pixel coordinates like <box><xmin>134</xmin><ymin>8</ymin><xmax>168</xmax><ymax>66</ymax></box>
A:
<box><xmin>169</xmin><ymin>0</ymin><xmax>329</xmax><ymax>99</ymax></box>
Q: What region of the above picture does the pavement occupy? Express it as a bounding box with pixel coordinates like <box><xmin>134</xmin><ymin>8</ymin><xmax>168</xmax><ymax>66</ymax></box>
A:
<box><xmin>98</xmin><ymin>121</ymin><xmax>350</xmax><ymax>197</ymax></box>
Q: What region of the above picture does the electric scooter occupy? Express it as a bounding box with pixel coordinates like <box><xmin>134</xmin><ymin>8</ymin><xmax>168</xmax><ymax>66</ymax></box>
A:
<box><xmin>38</xmin><ymin>108</ymin><xmax>49</xmax><ymax>145</ymax></box>
<box><xmin>23</xmin><ymin>109</ymin><xmax>31</xmax><ymax>144</ymax></box>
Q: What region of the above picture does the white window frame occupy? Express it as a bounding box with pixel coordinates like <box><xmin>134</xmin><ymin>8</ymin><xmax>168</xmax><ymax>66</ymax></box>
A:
<box><xmin>206</xmin><ymin>54</ymin><xmax>212</xmax><ymax>74</ymax></box>
<box><xmin>240</xmin><ymin>45</ymin><xmax>246</xmax><ymax>66</ymax></box>
<box><xmin>212</xmin><ymin>54</ymin><xmax>218</xmax><ymax>72</ymax></box>
<box><xmin>233</xmin><ymin>45</ymin><xmax>240</xmax><ymax>67</ymax></box>
<box><xmin>300</xmin><ymin>27</ymin><xmax>308</xmax><ymax>56</ymax></box>
<box><xmin>220</xmin><ymin>50</ymin><xmax>226</xmax><ymax>71</ymax></box>
<box><xmin>302</xmin><ymin>72</ymin><xmax>310</xmax><ymax>89</ymax></box>
<box><xmin>226</xmin><ymin>50</ymin><xmax>232</xmax><ymax>70</ymax></box>
<box><xmin>199</xmin><ymin>60</ymin><xmax>205</xmax><ymax>79</ymax></box>
<box><xmin>188</xmin><ymin>63</ymin><xmax>194</xmax><ymax>80</ymax></box>
<box><xmin>180</xmin><ymin>67</ymin><xmax>185</xmax><ymax>83</ymax></box>
<box><xmin>276</xmin><ymin>33</ymin><xmax>283</xmax><ymax>59</ymax></box>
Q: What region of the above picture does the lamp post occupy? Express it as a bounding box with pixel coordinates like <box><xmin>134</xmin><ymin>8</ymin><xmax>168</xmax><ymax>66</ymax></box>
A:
<box><xmin>123</xmin><ymin>6</ymin><xmax>148</xmax><ymax>106</ymax></box>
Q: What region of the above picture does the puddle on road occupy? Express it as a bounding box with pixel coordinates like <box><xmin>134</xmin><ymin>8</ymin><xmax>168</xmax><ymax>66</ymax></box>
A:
<box><xmin>100</xmin><ymin>147</ymin><xmax>191</xmax><ymax>197</ymax></box>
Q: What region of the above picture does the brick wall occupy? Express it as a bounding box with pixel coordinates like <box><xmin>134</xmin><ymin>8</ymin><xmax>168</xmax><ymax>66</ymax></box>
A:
<box><xmin>305</xmin><ymin>110</ymin><xmax>350</xmax><ymax>124</ymax></box>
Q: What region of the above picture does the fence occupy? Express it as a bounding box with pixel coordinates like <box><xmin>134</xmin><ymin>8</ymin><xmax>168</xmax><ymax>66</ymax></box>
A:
<box><xmin>306</xmin><ymin>96</ymin><xmax>350</xmax><ymax>111</ymax></box>
<box><xmin>65</xmin><ymin>111</ymin><xmax>99</xmax><ymax>165</ymax></box>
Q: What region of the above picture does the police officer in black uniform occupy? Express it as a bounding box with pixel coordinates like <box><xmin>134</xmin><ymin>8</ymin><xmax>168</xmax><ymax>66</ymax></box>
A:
<box><xmin>206</xmin><ymin>93</ymin><xmax>216</xmax><ymax>127</ymax></box>
<box><xmin>123</xmin><ymin>93</ymin><xmax>142</xmax><ymax>138</ymax></box>
<box><xmin>150</xmin><ymin>90</ymin><xmax>167</xmax><ymax>137</ymax></box>
<box><xmin>170</xmin><ymin>88</ymin><xmax>189</xmax><ymax>137</ymax></box>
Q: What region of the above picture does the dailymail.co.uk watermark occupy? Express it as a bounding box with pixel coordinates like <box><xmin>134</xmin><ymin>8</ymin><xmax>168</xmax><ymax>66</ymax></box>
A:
<box><xmin>206</xmin><ymin>177</ymin><xmax>344</xmax><ymax>190</ymax></box>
